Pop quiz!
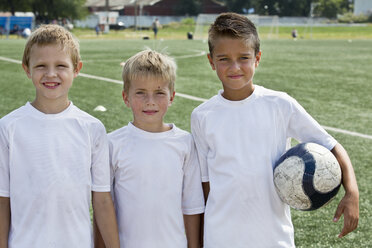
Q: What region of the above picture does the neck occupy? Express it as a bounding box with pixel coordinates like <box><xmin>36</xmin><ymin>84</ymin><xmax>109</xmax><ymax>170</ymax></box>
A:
<box><xmin>132</xmin><ymin>121</ymin><xmax>171</xmax><ymax>133</ymax></box>
<box><xmin>222</xmin><ymin>84</ymin><xmax>255</xmax><ymax>101</ymax></box>
<box><xmin>31</xmin><ymin>99</ymin><xmax>71</xmax><ymax>114</ymax></box>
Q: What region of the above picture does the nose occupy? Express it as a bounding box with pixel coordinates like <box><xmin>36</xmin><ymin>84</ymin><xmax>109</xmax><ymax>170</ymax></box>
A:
<box><xmin>45</xmin><ymin>67</ymin><xmax>57</xmax><ymax>77</ymax></box>
<box><xmin>145</xmin><ymin>94</ymin><xmax>155</xmax><ymax>105</ymax></box>
<box><xmin>229</xmin><ymin>61</ymin><xmax>240</xmax><ymax>71</ymax></box>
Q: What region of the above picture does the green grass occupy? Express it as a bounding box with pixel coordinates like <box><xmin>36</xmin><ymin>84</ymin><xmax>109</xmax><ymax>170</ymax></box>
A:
<box><xmin>1</xmin><ymin>34</ymin><xmax>371</xmax><ymax>247</ymax></box>
<box><xmin>68</xmin><ymin>23</ymin><xmax>372</xmax><ymax>40</ymax></box>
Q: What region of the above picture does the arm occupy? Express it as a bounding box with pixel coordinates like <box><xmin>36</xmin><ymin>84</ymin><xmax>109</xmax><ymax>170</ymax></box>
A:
<box><xmin>92</xmin><ymin>192</ymin><xmax>119</xmax><ymax>248</ymax></box>
<box><xmin>93</xmin><ymin>214</ymin><xmax>106</xmax><ymax>248</ymax></box>
<box><xmin>200</xmin><ymin>182</ymin><xmax>210</xmax><ymax>248</ymax></box>
<box><xmin>184</xmin><ymin>214</ymin><xmax>202</xmax><ymax>248</ymax></box>
<box><xmin>0</xmin><ymin>197</ymin><xmax>10</xmax><ymax>248</ymax></box>
<box><xmin>331</xmin><ymin>143</ymin><xmax>359</xmax><ymax>238</ymax></box>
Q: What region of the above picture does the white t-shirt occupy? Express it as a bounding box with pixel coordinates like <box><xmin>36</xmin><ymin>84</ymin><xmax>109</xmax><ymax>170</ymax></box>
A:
<box><xmin>109</xmin><ymin>122</ymin><xmax>205</xmax><ymax>248</ymax></box>
<box><xmin>0</xmin><ymin>102</ymin><xmax>110</xmax><ymax>248</ymax></box>
<box><xmin>191</xmin><ymin>85</ymin><xmax>337</xmax><ymax>248</ymax></box>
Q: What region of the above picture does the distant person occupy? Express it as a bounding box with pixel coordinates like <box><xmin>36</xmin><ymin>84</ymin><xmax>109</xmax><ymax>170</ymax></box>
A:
<box><xmin>292</xmin><ymin>28</ymin><xmax>298</xmax><ymax>40</ymax></box>
<box><xmin>191</xmin><ymin>12</ymin><xmax>359</xmax><ymax>247</ymax></box>
<box><xmin>95</xmin><ymin>49</ymin><xmax>204</xmax><ymax>248</ymax></box>
<box><xmin>152</xmin><ymin>18</ymin><xmax>161</xmax><ymax>39</ymax></box>
<box><xmin>95</xmin><ymin>24</ymin><xmax>101</xmax><ymax>36</ymax></box>
<box><xmin>0</xmin><ymin>24</ymin><xmax>120</xmax><ymax>248</ymax></box>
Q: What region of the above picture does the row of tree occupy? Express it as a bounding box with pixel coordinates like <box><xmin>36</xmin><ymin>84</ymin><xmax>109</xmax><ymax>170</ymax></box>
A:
<box><xmin>0</xmin><ymin>0</ymin><xmax>354</xmax><ymax>22</ymax></box>
<box><xmin>0</xmin><ymin>0</ymin><xmax>87</xmax><ymax>22</ymax></box>
<box><xmin>178</xmin><ymin>0</ymin><xmax>353</xmax><ymax>18</ymax></box>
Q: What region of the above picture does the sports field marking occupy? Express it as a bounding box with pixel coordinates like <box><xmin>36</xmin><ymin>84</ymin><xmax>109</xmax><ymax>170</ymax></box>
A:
<box><xmin>1</xmin><ymin>55</ymin><xmax>371</xmax><ymax>140</ymax></box>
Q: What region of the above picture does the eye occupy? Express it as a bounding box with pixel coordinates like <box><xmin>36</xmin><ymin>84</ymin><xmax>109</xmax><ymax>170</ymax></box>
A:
<box><xmin>156</xmin><ymin>91</ymin><xmax>166</xmax><ymax>95</ymax></box>
<box><xmin>135</xmin><ymin>91</ymin><xmax>144</xmax><ymax>95</ymax></box>
<box><xmin>241</xmin><ymin>56</ymin><xmax>250</xmax><ymax>60</ymax></box>
<box><xmin>219</xmin><ymin>58</ymin><xmax>228</xmax><ymax>61</ymax></box>
<box><xmin>57</xmin><ymin>64</ymin><xmax>68</xmax><ymax>68</ymax></box>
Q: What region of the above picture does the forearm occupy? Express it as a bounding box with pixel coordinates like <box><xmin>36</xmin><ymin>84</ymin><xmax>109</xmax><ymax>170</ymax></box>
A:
<box><xmin>93</xmin><ymin>215</ymin><xmax>106</xmax><ymax>248</ymax></box>
<box><xmin>0</xmin><ymin>197</ymin><xmax>10</xmax><ymax>248</ymax></box>
<box><xmin>331</xmin><ymin>143</ymin><xmax>359</xmax><ymax>196</ymax></box>
<box><xmin>92</xmin><ymin>192</ymin><xmax>119</xmax><ymax>248</ymax></box>
<box><xmin>184</xmin><ymin>214</ymin><xmax>201</xmax><ymax>248</ymax></box>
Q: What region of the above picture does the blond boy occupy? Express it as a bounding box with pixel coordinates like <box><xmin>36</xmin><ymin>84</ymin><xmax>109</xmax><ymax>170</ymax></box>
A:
<box><xmin>191</xmin><ymin>13</ymin><xmax>359</xmax><ymax>247</ymax></box>
<box><xmin>101</xmin><ymin>49</ymin><xmax>204</xmax><ymax>248</ymax></box>
<box><xmin>0</xmin><ymin>25</ymin><xmax>119</xmax><ymax>248</ymax></box>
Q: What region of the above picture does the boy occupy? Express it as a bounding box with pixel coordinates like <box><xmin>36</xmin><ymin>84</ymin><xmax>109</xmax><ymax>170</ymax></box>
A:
<box><xmin>100</xmin><ymin>49</ymin><xmax>204</xmax><ymax>248</ymax></box>
<box><xmin>0</xmin><ymin>25</ymin><xmax>119</xmax><ymax>248</ymax></box>
<box><xmin>191</xmin><ymin>13</ymin><xmax>359</xmax><ymax>247</ymax></box>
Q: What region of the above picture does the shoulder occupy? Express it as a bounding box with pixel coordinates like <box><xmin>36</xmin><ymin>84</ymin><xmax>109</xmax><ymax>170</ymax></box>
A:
<box><xmin>191</xmin><ymin>95</ymin><xmax>220</xmax><ymax>119</ymax></box>
<box><xmin>108</xmin><ymin>125</ymin><xmax>130</xmax><ymax>143</ymax></box>
<box><xmin>254</xmin><ymin>85</ymin><xmax>298</xmax><ymax>109</ymax></box>
<box><xmin>69</xmin><ymin>105</ymin><xmax>106</xmax><ymax>130</ymax></box>
<box><xmin>0</xmin><ymin>104</ymin><xmax>29</xmax><ymax>130</ymax></box>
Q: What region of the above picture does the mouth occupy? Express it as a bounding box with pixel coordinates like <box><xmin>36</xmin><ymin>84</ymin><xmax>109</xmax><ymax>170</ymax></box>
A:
<box><xmin>143</xmin><ymin>110</ymin><xmax>158</xmax><ymax>115</ymax></box>
<box><xmin>42</xmin><ymin>82</ymin><xmax>61</xmax><ymax>89</ymax></box>
<box><xmin>228</xmin><ymin>75</ymin><xmax>243</xmax><ymax>79</ymax></box>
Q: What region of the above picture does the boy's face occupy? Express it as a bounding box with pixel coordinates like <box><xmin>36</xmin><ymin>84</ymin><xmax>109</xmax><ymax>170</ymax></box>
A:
<box><xmin>122</xmin><ymin>75</ymin><xmax>175</xmax><ymax>132</ymax></box>
<box><xmin>208</xmin><ymin>37</ymin><xmax>261</xmax><ymax>101</ymax></box>
<box><xmin>22</xmin><ymin>44</ymin><xmax>82</xmax><ymax>106</ymax></box>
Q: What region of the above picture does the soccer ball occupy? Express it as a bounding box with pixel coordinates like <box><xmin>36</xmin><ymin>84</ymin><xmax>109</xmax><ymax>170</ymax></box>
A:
<box><xmin>273</xmin><ymin>143</ymin><xmax>342</xmax><ymax>211</ymax></box>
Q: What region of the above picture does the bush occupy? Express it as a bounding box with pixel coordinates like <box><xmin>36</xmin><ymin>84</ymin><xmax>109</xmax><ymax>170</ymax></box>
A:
<box><xmin>338</xmin><ymin>12</ymin><xmax>369</xmax><ymax>23</ymax></box>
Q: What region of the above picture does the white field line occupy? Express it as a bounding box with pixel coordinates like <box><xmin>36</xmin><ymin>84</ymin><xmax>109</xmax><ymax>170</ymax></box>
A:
<box><xmin>1</xmin><ymin>55</ymin><xmax>371</xmax><ymax>140</ymax></box>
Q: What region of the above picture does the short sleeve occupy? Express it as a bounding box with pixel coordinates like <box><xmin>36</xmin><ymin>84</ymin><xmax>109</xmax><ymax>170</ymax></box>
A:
<box><xmin>91</xmin><ymin>122</ymin><xmax>111</xmax><ymax>192</ymax></box>
<box><xmin>0</xmin><ymin>123</ymin><xmax>10</xmax><ymax>197</ymax></box>
<box><xmin>182</xmin><ymin>135</ymin><xmax>205</xmax><ymax>215</ymax></box>
<box><xmin>191</xmin><ymin>111</ymin><xmax>210</xmax><ymax>182</ymax></box>
<box><xmin>287</xmin><ymin>96</ymin><xmax>337</xmax><ymax>150</ymax></box>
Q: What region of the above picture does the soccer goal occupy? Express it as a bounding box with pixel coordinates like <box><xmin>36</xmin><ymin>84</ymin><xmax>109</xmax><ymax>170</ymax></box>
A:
<box><xmin>193</xmin><ymin>14</ymin><xmax>279</xmax><ymax>41</ymax></box>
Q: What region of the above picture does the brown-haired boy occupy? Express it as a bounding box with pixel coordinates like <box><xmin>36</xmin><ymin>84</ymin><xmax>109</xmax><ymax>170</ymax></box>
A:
<box><xmin>191</xmin><ymin>12</ymin><xmax>359</xmax><ymax>247</ymax></box>
<box><xmin>0</xmin><ymin>24</ymin><xmax>119</xmax><ymax>248</ymax></box>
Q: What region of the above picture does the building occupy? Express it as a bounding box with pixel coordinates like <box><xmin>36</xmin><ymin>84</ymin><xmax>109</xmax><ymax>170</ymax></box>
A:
<box><xmin>354</xmin><ymin>0</ymin><xmax>372</xmax><ymax>15</ymax></box>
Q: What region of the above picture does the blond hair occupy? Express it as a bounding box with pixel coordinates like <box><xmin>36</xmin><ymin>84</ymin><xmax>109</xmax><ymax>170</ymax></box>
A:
<box><xmin>208</xmin><ymin>12</ymin><xmax>260</xmax><ymax>56</ymax></box>
<box><xmin>122</xmin><ymin>49</ymin><xmax>177</xmax><ymax>93</ymax></box>
<box><xmin>22</xmin><ymin>24</ymin><xmax>81</xmax><ymax>70</ymax></box>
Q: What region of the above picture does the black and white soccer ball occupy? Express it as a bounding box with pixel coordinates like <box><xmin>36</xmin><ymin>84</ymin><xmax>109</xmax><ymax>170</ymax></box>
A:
<box><xmin>273</xmin><ymin>143</ymin><xmax>342</xmax><ymax>211</ymax></box>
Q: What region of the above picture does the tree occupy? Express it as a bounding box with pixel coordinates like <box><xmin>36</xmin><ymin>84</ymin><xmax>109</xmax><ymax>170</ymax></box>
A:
<box><xmin>0</xmin><ymin>0</ymin><xmax>88</xmax><ymax>22</ymax></box>
<box><xmin>0</xmin><ymin>0</ymin><xmax>31</xmax><ymax>15</ymax></box>
<box><xmin>223</xmin><ymin>0</ymin><xmax>253</xmax><ymax>13</ymax></box>
<box><xmin>314</xmin><ymin>0</ymin><xmax>350</xmax><ymax>18</ymax></box>
<box><xmin>175</xmin><ymin>0</ymin><xmax>201</xmax><ymax>16</ymax></box>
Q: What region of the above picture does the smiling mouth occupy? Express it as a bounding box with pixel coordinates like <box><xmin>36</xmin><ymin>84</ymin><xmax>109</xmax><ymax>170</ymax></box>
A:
<box><xmin>43</xmin><ymin>82</ymin><xmax>61</xmax><ymax>89</ymax></box>
<box><xmin>228</xmin><ymin>75</ymin><xmax>243</xmax><ymax>79</ymax></box>
<box><xmin>143</xmin><ymin>110</ymin><xmax>158</xmax><ymax>115</ymax></box>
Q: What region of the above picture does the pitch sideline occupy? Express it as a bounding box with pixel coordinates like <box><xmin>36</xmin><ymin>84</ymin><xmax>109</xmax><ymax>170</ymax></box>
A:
<box><xmin>1</xmin><ymin>55</ymin><xmax>371</xmax><ymax>140</ymax></box>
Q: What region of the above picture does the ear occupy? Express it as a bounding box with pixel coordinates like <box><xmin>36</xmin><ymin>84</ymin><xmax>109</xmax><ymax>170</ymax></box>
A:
<box><xmin>255</xmin><ymin>51</ymin><xmax>262</xmax><ymax>68</ymax></box>
<box><xmin>22</xmin><ymin>64</ymin><xmax>31</xmax><ymax>79</ymax></box>
<box><xmin>207</xmin><ymin>53</ymin><xmax>216</xmax><ymax>70</ymax></box>
<box><xmin>122</xmin><ymin>90</ymin><xmax>130</xmax><ymax>108</ymax></box>
<box><xmin>74</xmin><ymin>61</ymin><xmax>83</xmax><ymax>78</ymax></box>
<box><xmin>168</xmin><ymin>91</ymin><xmax>176</xmax><ymax>106</ymax></box>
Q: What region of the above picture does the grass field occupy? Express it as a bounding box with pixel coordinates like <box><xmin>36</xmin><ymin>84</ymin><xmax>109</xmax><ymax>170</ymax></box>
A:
<box><xmin>0</xmin><ymin>29</ymin><xmax>371</xmax><ymax>247</ymax></box>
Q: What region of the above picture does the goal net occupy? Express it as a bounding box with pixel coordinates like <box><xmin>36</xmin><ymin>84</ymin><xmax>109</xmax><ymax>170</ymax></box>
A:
<box><xmin>193</xmin><ymin>14</ymin><xmax>279</xmax><ymax>40</ymax></box>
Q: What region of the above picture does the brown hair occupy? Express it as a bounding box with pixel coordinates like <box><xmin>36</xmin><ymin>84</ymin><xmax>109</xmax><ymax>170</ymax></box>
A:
<box><xmin>122</xmin><ymin>49</ymin><xmax>177</xmax><ymax>93</ymax></box>
<box><xmin>208</xmin><ymin>12</ymin><xmax>260</xmax><ymax>56</ymax></box>
<box><xmin>22</xmin><ymin>24</ymin><xmax>81</xmax><ymax>70</ymax></box>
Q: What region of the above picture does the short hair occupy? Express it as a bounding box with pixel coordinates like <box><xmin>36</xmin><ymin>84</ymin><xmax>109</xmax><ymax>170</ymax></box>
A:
<box><xmin>22</xmin><ymin>24</ymin><xmax>81</xmax><ymax>70</ymax></box>
<box><xmin>122</xmin><ymin>49</ymin><xmax>177</xmax><ymax>93</ymax></box>
<box><xmin>208</xmin><ymin>12</ymin><xmax>260</xmax><ymax>56</ymax></box>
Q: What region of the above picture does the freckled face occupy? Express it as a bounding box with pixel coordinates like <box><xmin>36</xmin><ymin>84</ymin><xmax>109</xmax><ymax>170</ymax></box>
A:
<box><xmin>122</xmin><ymin>76</ymin><xmax>175</xmax><ymax>132</ymax></box>
<box><xmin>208</xmin><ymin>37</ymin><xmax>261</xmax><ymax>100</ymax></box>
